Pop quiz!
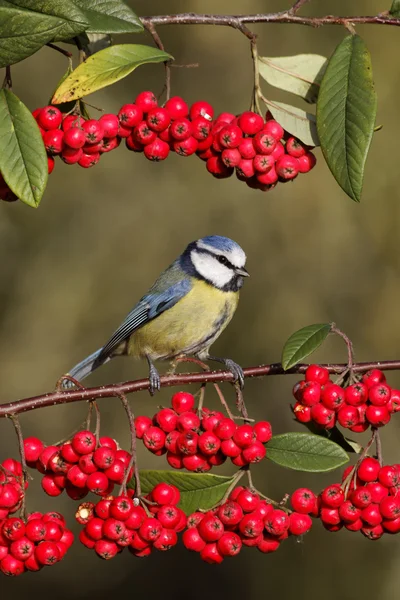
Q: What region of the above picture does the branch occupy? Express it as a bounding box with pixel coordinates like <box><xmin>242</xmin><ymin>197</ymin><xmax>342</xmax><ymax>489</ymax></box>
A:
<box><xmin>140</xmin><ymin>13</ymin><xmax>400</xmax><ymax>30</ymax></box>
<box><xmin>2</xmin><ymin>360</ymin><xmax>400</xmax><ymax>417</ymax></box>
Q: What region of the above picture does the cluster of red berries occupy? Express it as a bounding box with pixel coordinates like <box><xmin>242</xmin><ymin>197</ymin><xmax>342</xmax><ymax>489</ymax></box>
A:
<box><xmin>318</xmin><ymin>458</ymin><xmax>400</xmax><ymax>540</ymax></box>
<box><xmin>183</xmin><ymin>486</ymin><xmax>313</xmax><ymax>563</ymax></box>
<box><xmin>0</xmin><ymin>459</ymin><xmax>27</xmax><ymax>520</ymax></box>
<box><xmin>292</xmin><ymin>366</ymin><xmax>400</xmax><ymax>431</ymax></box>
<box><xmin>0</xmin><ymin>510</ymin><xmax>73</xmax><ymax>576</ymax></box>
<box><xmin>24</xmin><ymin>432</ymin><xmax>132</xmax><ymax>500</ymax></box>
<box><xmin>0</xmin><ymin>91</ymin><xmax>317</xmax><ymax>202</ymax></box>
<box><xmin>77</xmin><ymin>483</ymin><xmax>185</xmax><ymax>559</ymax></box>
<box><xmin>134</xmin><ymin>391</ymin><xmax>272</xmax><ymax>472</ymax></box>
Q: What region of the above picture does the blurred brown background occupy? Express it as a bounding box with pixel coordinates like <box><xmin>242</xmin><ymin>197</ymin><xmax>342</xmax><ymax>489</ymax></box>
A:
<box><xmin>1</xmin><ymin>0</ymin><xmax>399</xmax><ymax>597</ymax></box>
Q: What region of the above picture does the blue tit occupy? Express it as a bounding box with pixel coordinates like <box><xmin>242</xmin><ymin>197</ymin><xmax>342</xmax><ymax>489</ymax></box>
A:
<box><xmin>65</xmin><ymin>235</ymin><xmax>249</xmax><ymax>394</ymax></box>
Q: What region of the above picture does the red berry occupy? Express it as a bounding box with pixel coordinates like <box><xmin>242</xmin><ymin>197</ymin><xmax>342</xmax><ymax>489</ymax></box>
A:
<box><xmin>191</xmin><ymin>116</ymin><xmax>212</xmax><ymax>141</ymax></box>
<box><xmin>72</xmin><ymin>430</ymin><xmax>96</xmax><ymax>455</ymax></box>
<box><xmin>321</xmin><ymin>384</ymin><xmax>345</xmax><ymax>411</ymax></box>
<box><xmin>221</xmin><ymin>148</ymin><xmax>241</xmax><ymax>167</ymax></box>
<box><xmin>366</xmin><ymin>481</ymin><xmax>388</xmax><ymax>503</ymax></box>
<box><xmin>366</xmin><ymin>405</ymin><xmax>391</xmax><ymax>427</ymax></box>
<box><xmin>387</xmin><ymin>389</ymin><xmax>400</xmax><ymax>413</ymax></box>
<box><xmin>286</xmin><ymin>137</ymin><xmax>306</xmax><ymax>157</ymax></box>
<box><xmin>369</xmin><ymin>383</ymin><xmax>391</xmax><ymax>406</ymax></box>
<box><xmin>361</xmin><ymin>503</ymin><xmax>382</xmax><ymax>527</ymax></box>
<box><xmin>236</xmin><ymin>489</ymin><xmax>260</xmax><ymax>513</ymax></box>
<box><xmin>98</xmin><ymin>113</ymin><xmax>119</xmax><ymax>138</ymax></box>
<box><xmin>207</xmin><ymin>156</ymin><xmax>233</xmax><ymax>177</ymax></box>
<box><xmin>176</xmin><ymin>412</ymin><xmax>200</xmax><ymax>432</ymax></box>
<box><xmin>79</xmin><ymin>453</ymin><xmax>97</xmax><ymax>475</ymax></box>
<box><xmin>220</xmin><ymin>438</ymin><xmax>241</xmax><ymax>458</ymax></box>
<box><xmin>63</xmin><ymin>126</ymin><xmax>86</xmax><ymax>149</ymax></box>
<box><xmin>232</xmin><ymin>425</ymin><xmax>255</xmax><ymax>448</ymax></box>
<box><xmin>253</xmin><ymin>131</ymin><xmax>276</xmax><ymax>155</ymax></box>
<box><xmin>101</xmin><ymin>136</ymin><xmax>120</xmax><ymax>153</ymax></box>
<box><xmin>321</xmin><ymin>484</ymin><xmax>344</xmax><ymax>508</ymax></box>
<box><xmin>133</xmin><ymin>121</ymin><xmax>157</xmax><ymax>145</ymax></box>
<box><xmin>103</xmin><ymin>518</ymin><xmax>126</xmax><ymax>541</ymax></box>
<box><xmin>124</xmin><ymin>505</ymin><xmax>146</xmax><ymax>530</ymax></box>
<box><xmin>362</xmin><ymin>369</ymin><xmax>386</xmax><ymax>387</ymax></box>
<box><xmin>291</xmin><ymin>488</ymin><xmax>316</xmax><ymax>514</ymax></box>
<box><xmin>38</xmin><ymin>106</ymin><xmax>62</xmax><ymax>130</ymax></box>
<box><xmin>264</xmin><ymin>509</ymin><xmax>290</xmax><ymax>535</ymax></box>
<box><xmin>134</xmin><ymin>415</ymin><xmax>152</xmax><ymax>439</ymax></box>
<box><xmin>182</xmin><ymin>527</ymin><xmax>206</xmax><ymax>552</ymax></box>
<box><xmin>109</xmin><ymin>496</ymin><xmax>134</xmax><ymax>521</ymax></box>
<box><xmin>254</xmin><ymin>421</ymin><xmax>272</xmax><ymax>443</ymax></box>
<box><xmin>358</xmin><ymin>457</ymin><xmax>381</xmax><ymax>482</ymax></box>
<box><xmin>135</xmin><ymin>91</ymin><xmax>158</xmax><ymax>113</ymax></box>
<box><xmin>293</xmin><ymin>402</ymin><xmax>311</xmax><ymax>423</ymax></box>
<box><xmin>104</xmin><ymin>459</ymin><xmax>126</xmax><ymax>483</ymax></box>
<box><xmin>143</xmin><ymin>426</ymin><xmax>166</xmax><ymax>452</ymax></box>
<box><xmin>35</xmin><ymin>541</ymin><xmax>60</xmax><ymax>565</ymax></box>
<box><xmin>213</xmin><ymin>418</ymin><xmax>235</xmax><ymax>440</ymax></box>
<box><xmin>94</xmin><ymin>539</ymin><xmax>118</xmax><ymax>559</ymax></box>
<box><xmin>157</xmin><ymin>505</ymin><xmax>180</xmax><ymax>530</ymax></box>
<box><xmin>61</xmin><ymin>146</ymin><xmax>83</xmax><ymax>164</ymax></box>
<box><xmin>351</xmin><ymin>487</ymin><xmax>372</xmax><ymax>509</ymax></box>
<box><xmin>242</xmin><ymin>441</ymin><xmax>266</xmax><ymax>464</ymax></box>
<box><xmin>271</xmin><ymin>141</ymin><xmax>285</xmax><ymax>161</ymax></box>
<box><xmin>171</xmin><ymin>392</ymin><xmax>195</xmax><ymax>414</ymax></box>
<box><xmin>118</xmin><ymin>103</ymin><xmax>143</xmax><ymax>127</ymax></box>
<box><xmin>289</xmin><ymin>512</ymin><xmax>312</xmax><ymax>535</ymax></box>
<box><xmin>164</xmin><ymin>96</ymin><xmax>188</xmax><ymax>119</ymax></box>
<box><xmin>0</xmin><ymin>554</ymin><xmax>25</xmax><ymax>576</ymax></box>
<box><xmin>345</xmin><ymin>383</ymin><xmax>368</xmax><ymax>406</ymax></box>
<box><xmin>82</xmin><ymin>120</ymin><xmax>104</xmax><ymax>144</ymax></box>
<box><xmin>24</xmin><ymin>437</ymin><xmax>44</xmax><ymax>464</ymax></box>
<box><xmin>218</xmin><ymin>501</ymin><xmax>243</xmax><ymax>526</ymax></box>
<box><xmin>238</xmin><ymin>138</ymin><xmax>256</xmax><ymax>159</ymax></box>
<box><xmin>218</xmin><ymin>125</ymin><xmax>242</xmax><ymax>149</ymax></box>
<box><xmin>43</xmin><ymin>129</ymin><xmax>64</xmax><ymax>154</ymax></box>
<box><xmin>276</xmin><ymin>155</ymin><xmax>299</xmax><ymax>179</ymax></box>
<box><xmin>263</xmin><ymin>119</ymin><xmax>284</xmax><ymax>141</ymax></box>
<box><xmin>62</xmin><ymin>114</ymin><xmax>85</xmax><ymax>131</ymax></box>
<box><xmin>146</xmin><ymin>107</ymin><xmax>171</xmax><ymax>132</ymax></box>
<box><xmin>379</xmin><ymin>465</ymin><xmax>400</xmax><ymax>488</ymax></box>
<box><xmin>257</xmin><ymin>533</ymin><xmax>280</xmax><ymax>553</ymax></box>
<box><xmin>201</xmin><ymin>410</ymin><xmax>224</xmax><ymax>431</ymax></box>
<box><xmin>217</xmin><ymin>531</ymin><xmax>242</xmax><ymax>556</ymax></box>
<box><xmin>86</xmin><ymin>471</ymin><xmax>109</xmax><ymax>495</ymax></box>
<box><xmin>190</xmin><ymin>101</ymin><xmax>214</xmax><ymax>121</ymax></box>
<box><xmin>297</xmin><ymin>151</ymin><xmax>316</xmax><ymax>173</ymax></box>
<box><xmin>239</xmin><ymin>513</ymin><xmax>264</xmax><ymax>538</ymax></box>
<box><xmin>47</xmin><ymin>155</ymin><xmax>55</xmax><ymax>174</ymax></box>
<box><xmin>339</xmin><ymin>501</ymin><xmax>361</xmax><ymax>522</ymax></box>
<box><xmin>144</xmin><ymin>137</ymin><xmax>170</xmax><ymax>161</ymax></box>
<box><xmin>25</xmin><ymin>519</ymin><xmax>46</xmax><ymax>542</ymax></box>
<box><xmin>173</xmin><ymin>136</ymin><xmax>198</xmax><ymax>156</ymax></box>
<box><xmin>2</xmin><ymin>517</ymin><xmax>25</xmax><ymax>541</ymax></box>
<box><xmin>380</xmin><ymin>495</ymin><xmax>400</xmax><ymax>519</ymax></box>
<box><xmin>253</xmin><ymin>154</ymin><xmax>274</xmax><ymax>173</ymax></box>
<box><xmin>237</xmin><ymin>111</ymin><xmax>263</xmax><ymax>135</ymax></box>
<box><xmin>337</xmin><ymin>405</ymin><xmax>359</xmax><ymax>428</ymax></box>
<box><xmin>139</xmin><ymin>517</ymin><xmax>162</xmax><ymax>542</ymax></box>
<box><xmin>301</xmin><ymin>381</ymin><xmax>321</xmax><ymax>406</ymax></box>
<box><xmin>170</xmin><ymin>118</ymin><xmax>192</xmax><ymax>141</ymax></box>
<box><xmin>198</xmin><ymin>431</ymin><xmax>221</xmax><ymax>456</ymax></box>
<box><xmin>198</xmin><ymin>514</ymin><xmax>224</xmax><ymax>542</ymax></box>
<box><xmin>60</xmin><ymin>442</ymin><xmax>80</xmax><ymax>464</ymax></box>
<box><xmin>310</xmin><ymin>403</ymin><xmax>335</xmax><ymax>428</ymax></box>
<box><xmin>152</xmin><ymin>483</ymin><xmax>179</xmax><ymax>506</ymax></box>
<box><xmin>79</xmin><ymin>152</ymin><xmax>101</xmax><ymax>168</ymax></box>
<box><xmin>182</xmin><ymin>453</ymin><xmax>210</xmax><ymax>472</ymax></box>
<box><xmin>320</xmin><ymin>507</ymin><xmax>341</xmax><ymax>526</ymax></box>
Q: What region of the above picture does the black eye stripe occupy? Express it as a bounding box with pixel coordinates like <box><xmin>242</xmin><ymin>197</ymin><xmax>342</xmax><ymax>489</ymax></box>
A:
<box><xmin>196</xmin><ymin>249</ymin><xmax>237</xmax><ymax>271</ymax></box>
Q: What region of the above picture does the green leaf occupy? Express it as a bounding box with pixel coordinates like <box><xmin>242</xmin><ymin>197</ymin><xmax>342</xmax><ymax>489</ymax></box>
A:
<box><xmin>73</xmin><ymin>0</ymin><xmax>143</xmax><ymax>33</ymax></box>
<box><xmin>263</xmin><ymin>99</ymin><xmax>319</xmax><ymax>146</ymax></box>
<box><xmin>132</xmin><ymin>470</ymin><xmax>235</xmax><ymax>515</ymax></box>
<box><xmin>52</xmin><ymin>44</ymin><xmax>172</xmax><ymax>103</ymax></box>
<box><xmin>390</xmin><ymin>0</ymin><xmax>400</xmax><ymax>15</ymax></box>
<box><xmin>266</xmin><ymin>432</ymin><xmax>349</xmax><ymax>472</ymax></box>
<box><xmin>316</xmin><ymin>35</ymin><xmax>377</xmax><ymax>202</ymax></box>
<box><xmin>301</xmin><ymin>421</ymin><xmax>363</xmax><ymax>454</ymax></box>
<box><xmin>0</xmin><ymin>89</ymin><xmax>48</xmax><ymax>207</ymax></box>
<box><xmin>282</xmin><ymin>323</ymin><xmax>331</xmax><ymax>370</ymax></box>
<box><xmin>0</xmin><ymin>0</ymin><xmax>89</xmax><ymax>66</ymax></box>
<box><xmin>258</xmin><ymin>54</ymin><xmax>327</xmax><ymax>103</ymax></box>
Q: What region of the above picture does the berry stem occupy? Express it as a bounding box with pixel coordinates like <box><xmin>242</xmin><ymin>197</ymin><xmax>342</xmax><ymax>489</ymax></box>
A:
<box><xmin>92</xmin><ymin>401</ymin><xmax>101</xmax><ymax>447</ymax></box>
<box><xmin>117</xmin><ymin>392</ymin><xmax>141</xmax><ymax>498</ymax></box>
<box><xmin>200</xmin><ymin>469</ymin><xmax>245</xmax><ymax>512</ymax></box>
<box><xmin>330</xmin><ymin>323</ymin><xmax>355</xmax><ymax>378</ymax></box>
<box><xmin>375</xmin><ymin>428</ymin><xmax>383</xmax><ymax>466</ymax></box>
<box><xmin>7</xmin><ymin>415</ymin><xmax>28</xmax><ymax>520</ymax></box>
<box><xmin>46</xmin><ymin>43</ymin><xmax>73</xmax><ymax>71</ymax></box>
<box><xmin>342</xmin><ymin>429</ymin><xmax>377</xmax><ymax>498</ymax></box>
<box><xmin>289</xmin><ymin>0</ymin><xmax>311</xmax><ymax>14</ymax></box>
<box><xmin>143</xmin><ymin>21</ymin><xmax>172</xmax><ymax>101</ymax></box>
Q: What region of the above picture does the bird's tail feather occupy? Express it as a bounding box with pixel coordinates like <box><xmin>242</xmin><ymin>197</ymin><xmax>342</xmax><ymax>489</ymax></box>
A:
<box><xmin>64</xmin><ymin>348</ymin><xmax>110</xmax><ymax>388</ymax></box>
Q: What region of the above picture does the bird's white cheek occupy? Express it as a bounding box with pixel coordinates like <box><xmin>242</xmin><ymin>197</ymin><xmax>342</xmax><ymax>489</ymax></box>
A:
<box><xmin>191</xmin><ymin>252</ymin><xmax>232</xmax><ymax>288</ymax></box>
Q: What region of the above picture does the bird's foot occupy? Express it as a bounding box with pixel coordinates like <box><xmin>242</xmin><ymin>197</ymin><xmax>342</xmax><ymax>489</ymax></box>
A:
<box><xmin>147</xmin><ymin>359</ymin><xmax>161</xmax><ymax>396</ymax></box>
<box><xmin>207</xmin><ymin>356</ymin><xmax>245</xmax><ymax>389</ymax></box>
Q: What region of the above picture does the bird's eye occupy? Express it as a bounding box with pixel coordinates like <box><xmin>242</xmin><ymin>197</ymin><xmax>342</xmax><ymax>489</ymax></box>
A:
<box><xmin>218</xmin><ymin>255</ymin><xmax>228</xmax><ymax>265</ymax></box>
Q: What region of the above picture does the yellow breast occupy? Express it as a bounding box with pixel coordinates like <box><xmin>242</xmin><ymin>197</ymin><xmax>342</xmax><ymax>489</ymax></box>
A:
<box><xmin>128</xmin><ymin>280</ymin><xmax>239</xmax><ymax>361</ymax></box>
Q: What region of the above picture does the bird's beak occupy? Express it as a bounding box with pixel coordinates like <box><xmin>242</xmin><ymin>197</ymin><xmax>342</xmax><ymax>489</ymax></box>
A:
<box><xmin>236</xmin><ymin>267</ymin><xmax>250</xmax><ymax>277</ymax></box>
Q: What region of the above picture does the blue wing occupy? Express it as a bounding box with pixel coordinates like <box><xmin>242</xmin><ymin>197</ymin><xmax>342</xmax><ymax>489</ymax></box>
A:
<box><xmin>95</xmin><ymin>277</ymin><xmax>192</xmax><ymax>363</ymax></box>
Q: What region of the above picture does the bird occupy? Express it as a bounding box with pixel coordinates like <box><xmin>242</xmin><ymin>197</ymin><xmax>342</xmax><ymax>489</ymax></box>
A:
<box><xmin>65</xmin><ymin>235</ymin><xmax>249</xmax><ymax>394</ymax></box>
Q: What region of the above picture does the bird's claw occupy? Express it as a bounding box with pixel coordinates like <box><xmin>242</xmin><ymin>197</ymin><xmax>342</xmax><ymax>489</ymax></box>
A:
<box><xmin>224</xmin><ymin>359</ymin><xmax>245</xmax><ymax>389</ymax></box>
<box><xmin>148</xmin><ymin>362</ymin><xmax>161</xmax><ymax>396</ymax></box>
